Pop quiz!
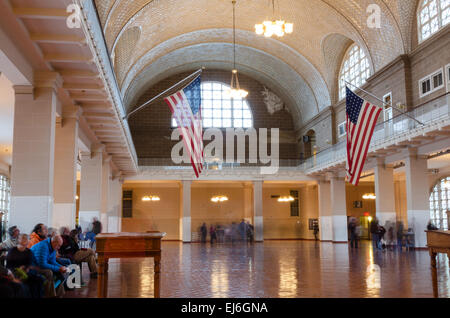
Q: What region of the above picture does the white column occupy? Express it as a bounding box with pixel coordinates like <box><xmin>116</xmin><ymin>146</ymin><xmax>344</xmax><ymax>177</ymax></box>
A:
<box><xmin>318</xmin><ymin>180</ymin><xmax>333</xmax><ymax>241</ymax></box>
<box><xmin>100</xmin><ymin>156</ymin><xmax>111</xmax><ymax>232</ymax></box>
<box><xmin>180</xmin><ymin>180</ymin><xmax>191</xmax><ymax>242</ymax></box>
<box><xmin>330</xmin><ymin>175</ymin><xmax>348</xmax><ymax>242</ymax></box>
<box><xmin>9</xmin><ymin>72</ymin><xmax>61</xmax><ymax>234</ymax></box>
<box><xmin>53</xmin><ymin>105</ymin><xmax>81</xmax><ymax>230</ymax></box>
<box><xmin>374</xmin><ymin>159</ymin><xmax>396</xmax><ymax>226</ymax></box>
<box><xmin>107</xmin><ymin>173</ymin><xmax>122</xmax><ymax>233</ymax></box>
<box><xmin>405</xmin><ymin>148</ymin><xmax>429</xmax><ymax>248</ymax></box>
<box><xmin>78</xmin><ymin>144</ymin><xmax>104</xmax><ymax>231</ymax></box>
<box><xmin>253</xmin><ymin>181</ymin><xmax>263</xmax><ymax>242</ymax></box>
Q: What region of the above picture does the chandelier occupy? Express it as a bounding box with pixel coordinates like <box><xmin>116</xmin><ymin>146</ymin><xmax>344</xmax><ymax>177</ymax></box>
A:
<box><xmin>226</xmin><ymin>0</ymin><xmax>248</xmax><ymax>99</ymax></box>
<box><xmin>362</xmin><ymin>193</ymin><xmax>376</xmax><ymax>200</ymax></box>
<box><xmin>255</xmin><ymin>0</ymin><xmax>293</xmax><ymax>38</ymax></box>
<box><xmin>142</xmin><ymin>195</ymin><xmax>160</xmax><ymax>202</ymax></box>
<box><xmin>211</xmin><ymin>195</ymin><xmax>229</xmax><ymax>203</ymax></box>
<box><xmin>278</xmin><ymin>196</ymin><xmax>295</xmax><ymax>202</ymax></box>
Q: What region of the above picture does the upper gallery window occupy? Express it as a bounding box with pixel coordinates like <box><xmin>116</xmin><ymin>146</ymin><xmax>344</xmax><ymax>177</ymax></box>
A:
<box><xmin>338</xmin><ymin>44</ymin><xmax>371</xmax><ymax>100</ymax></box>
<box><xmin>418</xmin><ymin>0</ymin><xmax>450</xmax><ymax>43</ymax></box>
<box><xmin>172</xmin><ymin>82</ymin><xmax>253</xmax><ymax>129</ymax></box>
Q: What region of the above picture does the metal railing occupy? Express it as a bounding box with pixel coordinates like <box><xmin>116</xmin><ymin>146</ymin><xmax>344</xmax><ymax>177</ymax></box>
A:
<box><xmin>303</xmin><ymin>93</ymin><xmax>450</xmax><ymax>172</ymax></box>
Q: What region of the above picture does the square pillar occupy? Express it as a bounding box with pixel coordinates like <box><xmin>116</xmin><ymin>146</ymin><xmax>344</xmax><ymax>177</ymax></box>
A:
<box><xmin>9</xmin><ymin>72</ymin><xmax>62</xmax><ymax>234</ymax></box>
<box><xmin>100</xmin><ymin>156</ymin><xmax>112</xmax><ymax>232</ymax></box>
<box><xmin>53</xmin><ymin>105</ymin><xmax>81</xmax><ymax>230</ymax></box>
<box><xmin>405</xmin><ymin>148</ymin><xmax>429</xmax><ymax>248</ymax></box>
<box><xmin>253</xmin><ymin>181</ymin><xmax>263</xmax><ymax>242</ymax></box>
<box><xmin>107</xmin><ymin>173</ymin><xmax>123</xmax><ymax>233</ymax></box>
<box><xmin>374</xmin><ymin>159</ymin><xmax>397</xmax><ymax>226</ymax></box>
<box><xmin>318</xmin><ymin>180</ymin><xmax>333</xmax><ymax>241</ymax></box>
<box><xmin>330</xmin><ymin>175</ymin><xmax>348</xmax><ymax>242</ymax></box>
<box><xmin>78</xmin><ymin>144</ymin><xmax>104</xmax><ymax>231</ymax></box>
<box><xmin>180</xmin><ymin>180</ymin><xmax>191</xmax><ymax>242</ymax></box>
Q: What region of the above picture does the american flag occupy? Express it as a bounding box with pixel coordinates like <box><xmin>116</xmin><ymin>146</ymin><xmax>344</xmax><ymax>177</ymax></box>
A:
<box><xmin>346</xmin><ymin>87</ymin><xmax>382</xmax><ymax>186</ymax></box>
<box><xmin>164</xmin><ymin>76</ymin><xmax>204</xmax><ymax>178</ymax></box>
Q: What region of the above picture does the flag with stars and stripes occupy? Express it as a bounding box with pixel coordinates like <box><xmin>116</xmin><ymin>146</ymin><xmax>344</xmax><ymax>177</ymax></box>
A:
<box><xmin>164</xmin><ymin>75</ymin><xmax>204</xmax><ymax>178</ymax></box>
<box><xmin>345</xmin><ymin>87</ymin><xmax>382</xmax><ymax>186</ymax></box>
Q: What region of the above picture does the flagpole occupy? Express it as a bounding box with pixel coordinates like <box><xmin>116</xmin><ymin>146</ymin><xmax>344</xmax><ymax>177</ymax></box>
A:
<box><xmin>123</xmin><ymin>68</ymin><xmax>204</xmax><ymax>120</ymax></box>
<box><xmin>344</xmin><ymin>80</ymin><xmax>424</xmax><ymax>126</ymax></box>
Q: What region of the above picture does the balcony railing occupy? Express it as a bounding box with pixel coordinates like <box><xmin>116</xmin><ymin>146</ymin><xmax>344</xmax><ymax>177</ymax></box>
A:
<box><xmin>303</xmin><ymin>93</ymin><xmax>450</xmax><ymax>173</ymax></box>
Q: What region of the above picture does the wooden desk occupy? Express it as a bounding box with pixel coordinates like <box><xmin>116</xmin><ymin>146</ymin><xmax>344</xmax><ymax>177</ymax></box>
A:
<box><xmin>95</xmin><ymin>232</ymin><xmax>166</xmax><ymax>298</ymax></box>
<box><xmin>425</xmin><ymin>230</ymin><xmax>450</xmax><ymax>298</ymax></box>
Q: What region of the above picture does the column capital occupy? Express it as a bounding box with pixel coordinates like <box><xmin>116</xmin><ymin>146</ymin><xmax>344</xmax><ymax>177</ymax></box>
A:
<box><xmin>62</xmin><ymin>104</ymin><xmax>83</xmax><ymax>120</ymax></box>
<box><xmin>34</xmin><ymin>71</ymin><xmax>63</xmax><ymax>91</ymax></box>
<box><xmin>13</xmin><ymin>85</ymin><xmax>34</xmax><ymax>95</ymax></box>
<box><xmin>91</xmin><ymin>143</ymin><xmax>105</xmax><ymax>154</ymax></box>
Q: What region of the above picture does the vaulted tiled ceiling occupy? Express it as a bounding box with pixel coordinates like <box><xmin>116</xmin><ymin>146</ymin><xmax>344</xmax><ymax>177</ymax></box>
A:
<box><xmin>96</xmin><ymin>0</ymin><xmax>418</xmax><ymax>125</ymax></box>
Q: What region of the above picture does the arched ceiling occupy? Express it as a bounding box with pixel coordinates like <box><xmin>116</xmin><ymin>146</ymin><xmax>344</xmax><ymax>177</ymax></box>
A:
<box><xmin>95</xmin><ymin>0</ymin><xmax>418</xmax><ymax>126</ymax></box>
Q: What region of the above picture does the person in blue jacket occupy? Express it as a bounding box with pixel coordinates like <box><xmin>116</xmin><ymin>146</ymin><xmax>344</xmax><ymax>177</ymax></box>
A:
<box><xmin>30</xmin><ymin>235</ymin><xmax>67</xmax><ymax>297</ymax></box>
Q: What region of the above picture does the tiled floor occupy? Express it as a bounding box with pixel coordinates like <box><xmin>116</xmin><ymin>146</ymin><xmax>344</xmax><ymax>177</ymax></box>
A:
<box><xmin>66</xmin><ymin>240</ymin><xmax>450</xmax><ymax>298</ymax></box>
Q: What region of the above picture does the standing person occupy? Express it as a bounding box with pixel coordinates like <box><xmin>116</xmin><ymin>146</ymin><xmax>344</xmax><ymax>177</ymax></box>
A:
<box><xmin>210</xmin><ymin>225</ymin><xmax>217</xmax><ymax>244</ymax></box>
<box><xmin>200</xmin><ymin>223</ymin><xmax>207</xmax><ymax>243</ymax></box>
<box><xmin>92</xmin><ymin>217</ymin><xmax>102</xmax><ymax>235</ymax></box>
<box><xmin>370</xmin><ymin>219</ymin><xmax>379</xmax><ymax>250</ymax></box>
<box><xmin>238</xmin><ymin>219</ymin><xmax>247</xmax><ymax>243</ymax></box>
<box><xmin>313</xmin><ymin>222</ymin><xmax>319</xmax><ymax>241</ymax></box>
<box><xmin>377</xmin><ymin>224</ymin><xmax>386</xmax><ymax>250</ymax></box>
<box><xmin>396</xmin><ymin>221</ymin><xmax>404</xmax><ymax>251</ymax></box>
<box><xmin>348</xmin><ymin>218</ymin><xmax>358</xmax><ymax>249</ymax></box>
<box><xmin>246</xmin><ymin>221</ymin><xmax>254</xmax><ymax>243</ymax></box>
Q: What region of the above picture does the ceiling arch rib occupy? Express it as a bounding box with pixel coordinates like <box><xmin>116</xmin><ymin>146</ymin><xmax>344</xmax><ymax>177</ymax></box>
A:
<box><xmin>124</xmin><ymin>43</ymin><xmax>322</xmax><ymax>128</ymax></box>
<box><xmin>100</xmin><ymin>0</ymin><xmax>406</xmax><ymax>75</ymax></box>
<box><xmin>120</xmin><ymin>29</ymin><xmax>331</xmax><ymax>115</ymax></box>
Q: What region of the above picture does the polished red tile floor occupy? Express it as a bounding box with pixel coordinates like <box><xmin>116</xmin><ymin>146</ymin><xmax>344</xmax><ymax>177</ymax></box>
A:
<box><xmin>66</xmin><ymin>240</ymin><xmax>449</xmax><ymax>298</ymax></box>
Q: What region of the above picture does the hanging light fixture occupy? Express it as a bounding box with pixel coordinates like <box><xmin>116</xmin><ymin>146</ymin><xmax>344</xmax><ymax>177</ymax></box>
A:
<box><xmin>211</xmin><ymin>195</ymin><xmax>229</xmax><ymax>203</ymax></box>
<box><xmin>255</xmin><ymin>0</ymin><xmax>293</xmax><ymax>38</ymax></box>
<box><xmin>278</xmin><ymin>196</ymin><xmax>295</xmax><ymax>202</ymax></box>
<box><xmin>362</xmin><ymin>193</ymin><xmax>376</xmax><ymax>200</ymax></box>
<box><xmin>142</xmin><ymin>195</ymin><xmax>161</xmax><ymax>202</ymax></box>
<box><xmin>226</xmin><ymin>0</ymin><xmax>248</xmax><ymax>99</ymax></box>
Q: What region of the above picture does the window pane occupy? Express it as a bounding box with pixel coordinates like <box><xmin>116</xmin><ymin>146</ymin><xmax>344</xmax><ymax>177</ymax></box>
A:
<box><xmin>203</xmin><ymin>90</ymin><xmax>212</xmax><ymax>99</ymax></box>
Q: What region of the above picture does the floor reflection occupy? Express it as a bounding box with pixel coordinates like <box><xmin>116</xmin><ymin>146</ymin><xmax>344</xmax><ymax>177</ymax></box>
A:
<box><xmin>66</xmin><ymin>240</ymin><xmax>450</xmax><ymax>298</ymax></box>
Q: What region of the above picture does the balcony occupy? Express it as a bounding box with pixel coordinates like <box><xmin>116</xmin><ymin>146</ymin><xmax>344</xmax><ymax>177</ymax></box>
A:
<box><xmin>303</xmin><ymin>92</ymin><xmax>450</xmax><ymax>174</ymax></box>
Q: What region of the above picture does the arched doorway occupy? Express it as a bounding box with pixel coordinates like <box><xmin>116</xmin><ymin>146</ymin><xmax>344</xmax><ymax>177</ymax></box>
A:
<box><xmin>429</xmin><ymin>177</ymin><xmax>450</xmax><ymax>230</ymax></box>
<box><xmin>303</xmin><ymin>130</ymin><xmax>316</xmax><ymax>159</ymax></box>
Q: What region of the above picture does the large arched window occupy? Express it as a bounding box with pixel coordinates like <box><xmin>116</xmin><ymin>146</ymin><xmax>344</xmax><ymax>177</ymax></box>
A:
<box><xmin>172</xmin><ymin>82</ymin><xmax>253</xmax><ymax>128</ymax></box>
<box><xmin>0</xmin><ymin>174</ymin><xmax>10</xmax><ymax>241</ymax></box>
<box><xmin>338</xmin><ymin>44</ymin><xmax>371</xmax><ymax>100</ymax></box>
<box><xmin>429</xmin><ymin>177</ymin><xmax>450</xmax><ymax>230</ymax></box>
<box><xmin>418</xmin><ymin>0</ymin><xmax>450</xmax><ymax>43</ymax></box>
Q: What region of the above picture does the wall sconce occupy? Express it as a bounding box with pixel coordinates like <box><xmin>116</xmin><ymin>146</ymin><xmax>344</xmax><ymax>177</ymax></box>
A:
<box><xmin>211</xmin><ymin>195</ymin><xmax>228</xmax><ymax>203</ymax></box>
<box><xmin>75</xmin><ymin>195</ymin><xmax>79</xmax><ymax>200</ymax></box>
<box><xmin>362</xmin><ymin>193</ymin><xmax>376</xmax><ymax>200</ymax></box>
<box><xmin>278</xmin><ymin>196</ymin><xmax>294</xmax><ymax>202</ymax></box>
<box><xmin>142</xmin><ymin>195</ymin><xmax>160</xmax><ymax>202</ymax></box>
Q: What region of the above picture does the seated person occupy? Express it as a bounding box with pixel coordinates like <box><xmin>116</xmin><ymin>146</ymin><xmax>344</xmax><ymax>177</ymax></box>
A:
<box><xmin>28</xmin><ymin>223</ymin><xmax>48</xmax><ymax>248</ymax></box>
<box><xmin>28</xmin><ymin>223</ymin><xmax>70</xmax><ymax>267</ymax></box>
<box><xmin>30</xmin><ymin>235</ymin><xmax>67</xmax><ymax>298</ymax></box>
<box><xmin>0</xmin><ymin>226</ymin><xmax>20</xmax><ymax>264</ymax></box>
<box><xmin>0</xmin><ymin>264</ymin><xmax>27</xmax><ymax>298</ymax></box>
<box><xmin>6</xmin><ymin>233</ymin><xmax>45</xmax><ymax>298</ymax></box>
<box><xmin>59</xmin><ymin>227</ymin><xmax>98</xmax><ymax>278</ymax></box>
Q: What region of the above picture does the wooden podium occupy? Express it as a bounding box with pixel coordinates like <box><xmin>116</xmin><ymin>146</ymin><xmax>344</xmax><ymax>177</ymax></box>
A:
<box><xmin>95</xmin><ymin>232</ymin><xmax>166</xmax><ymax>298</ymax></box>
<box><xmin>425</xmin><ymin>230</ymin><xmax>450</xmax><ymax>298</ymax></box>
